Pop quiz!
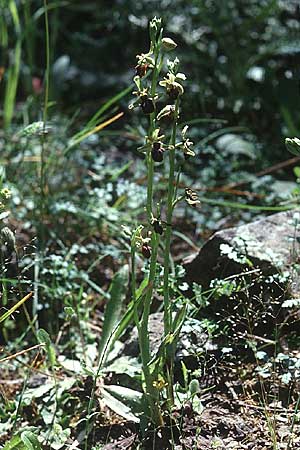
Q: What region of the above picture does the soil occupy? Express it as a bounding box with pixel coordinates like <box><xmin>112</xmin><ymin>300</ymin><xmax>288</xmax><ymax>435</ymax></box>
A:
<box><xmin>95</xmin><ymin>383</ymin><xmax>300</xmax><ymax>449</ymax></box>
<box><xmin>87</xmin><ymin>358</ymin><xmax>300</xmax><ymax>450</ymax></box>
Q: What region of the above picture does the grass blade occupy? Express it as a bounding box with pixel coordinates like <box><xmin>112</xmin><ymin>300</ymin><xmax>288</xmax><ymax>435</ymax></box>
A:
<box><xmin>0</xmin><ymin>292</ymin><xmax>33</xmax><ymax>324</ymax></box>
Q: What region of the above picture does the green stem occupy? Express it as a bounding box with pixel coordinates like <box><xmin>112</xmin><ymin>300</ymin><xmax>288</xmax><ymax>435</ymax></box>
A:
<box><xmin>140</xmin><ymin>39</ymin><xmax>165</xmax><ymax>425</ymax></box>
<box><xmin>140</xmin><ymin>233</ymin><xmax>158</xmax><ymax>363</ymax></box>
<box><xmin>140</xmin><ymin>236</ymin><xmax>162</xmax><ymax>425</ymax></box>
<box><xmin>131</xmin><ymin>235</ymin><xmax>162</xmax><ymax>425</ymax></box>
<box><xmin>163</xmin><ymin>99</ymin><xmax>179</xmax><ymax>334</ymax></box>
<box><xmin>162</xmin><ymin>99</ymin><xmax>179</xmax><ymax>405</ymax></box>
<box><xmin>146</xmin><ymin>152</ymin><xmax>154</xmax><ymax>221</ymax></box>
<box><xmin>41</xmin><ymin>0</ymin><xmax>50</xmax><ymax>219</ymax></box>
<box><xmin>146</xmin><ymin>49</ymin><xmax>161</xmax><ymax>221</ymax></box>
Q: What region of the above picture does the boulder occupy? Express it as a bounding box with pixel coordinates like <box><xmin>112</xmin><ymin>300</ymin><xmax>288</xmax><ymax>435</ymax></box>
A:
<box><xmin>184</xmin><ymin>210</ymin><xmax>300</xmax><ymax>296</ymax></box>
<box><xmin>122</xmin><ymin>312</ymin><xmax>213</xmax><ymax>360</ymax></box>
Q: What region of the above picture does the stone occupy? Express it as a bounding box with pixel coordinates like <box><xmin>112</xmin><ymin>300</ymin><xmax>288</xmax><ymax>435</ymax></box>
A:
<box><xmin>184</xmin><ymin>210</ymin><xmax>300</xmax><ymax>296</ymax></box>
<box><xmin>121</xmin><ymin>312</ymin><xmax>213</xmax><ymax>362</ymax></box>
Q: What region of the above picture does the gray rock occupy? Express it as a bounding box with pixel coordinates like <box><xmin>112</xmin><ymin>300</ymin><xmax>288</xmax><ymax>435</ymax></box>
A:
<box><xmin>122</xmin><ymin>312</ymin><xmax>213</xmax><ymax>360</ymax></box>
<box><xmin>184</xmin><ymin>210</ymin><xmax>300</xmax><ymax>295</ymax></box>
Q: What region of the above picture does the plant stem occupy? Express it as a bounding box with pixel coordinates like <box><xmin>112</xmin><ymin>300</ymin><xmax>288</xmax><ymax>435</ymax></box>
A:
<box><xmin>146</xmin><ymin>48</ymin><xmax>161</xmax><ymax>221</ymax></box>
<box><xmin>131</xmin><ymin>235</ymin><xmax>162</xmax><ymax>426</ymax></box>
<box><xmin>33</xmin><ymin>0</ymin><xmax>50</xmax><ymax>330</ymax></box>
<box><xmin>163</xmin><ymin>99</ymin><xmax>179</xmax><ymax>333</ymax></box>
<box><xmin>41</xmin><ymin>0</ymin><xmax>50</xmax><ymax>222</ymax></box>
<box><xmin>138</xmin><ymin>39</ymin><xmax>165</xmax><ymax>425</ymax></box>
<box><xmin>162</xmin><ymin>99</ymin><xmax>179</xmax><ymax>404</ymax></box>
<box><xmin>146</xmin><ymin>151</ymin><xmax>154</xmax><ymax>221</ymax></box>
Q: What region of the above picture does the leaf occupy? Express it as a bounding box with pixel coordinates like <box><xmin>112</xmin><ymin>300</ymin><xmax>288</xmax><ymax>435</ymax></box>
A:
<box><xmin>216</xmin><ymin>133</ymin><xmax>256</xmax><ymax>159</ymax></box>
<box><xmin>20</xmin><ymin>431</ymin><xmax>42</xmax><ymax>450</ymax></box>
<box><xmin>281</xmin><ymin>372</ymin><xmax>292</xmax><ymax>385</ymax></box>
<box><xmin>66</xmin><ymin>85</ymin><xmax>132</xmax><ymax>154</ymax></box>
<box><xmin>22</xmin><ymin>382</ymin><xmax>54</xmax><ymax>405</ymax></box>
<box><xmin>274</xmin><ymin>39</ymin><xmax>300</xmax><ymax>56</ymax></box>
<box><xmin>172</xmin><ymin>305</ymin><xmax>187</xmax><ymax>338</ymax></box>
<box><xmin>57</xmin><ymin>357</ymin><xmax>83</xmax><ymax>373</ymax></box>
<box><xmin>191</xmin><ymin>397</ymin><xmax>204</xmax><ymax>415</ymax></box>
<box><xmin>104</xmin><ymin>384</ymin><xmax>143</xmax><ymax>410</ymax></box>
<box><xmin>294</xmin><ymin>166</ymin><xmax>300</xmax><ymax>178</ymax></box>
<box><xmin>101</xmin><ymin>386</ymin><xmax>142</xmax><ymax>423</ymax></box>
<box><xmin>3</xmin><ymin>435</ymin><xmax>24</xmax><ymax>450</ymax></box>
<box><xmin>200</xmin><ymin>196</ymin><xmax>293</xmax><ymax>212</ymax></box>
<box><xmin>102</xmin><ymin>356</ymin><xmax>141</xmax><ymax>377</ymax></box>
<box><xmin>285</xmin><ymin>137</ymin><xmax>300</xmax><ymax>156</ymax></box>
<box><xmin>18</xmin><ymin>121</ymin><xmax>50</xmax><ymax>137</ymax></box>
<box><xmin>96</xmin><ymin>276</ymin><xmax>148</xmax><ymax>366</ymax></box>
<box><xmin>37</xmin><ymin>328</ymin><xmax>51</xmax><ymax>346</ymax></box>
<box><xmin>282</xmin><ymin>298</ymin><xmax>300</xmax><ymax>308</ymax></box>
<box><xmin>3</xmin><ymin>36</ymin><xmax>21</xmax><ymax>128</ymax></box>
<box><xmin>47</xmin><ymin>423</ymin><xmax>71</xmax><ymax>450</ymax></box>
<box><xmin>66</xmin><ymin>112</ymin><xmax>124</xmax><ymax>151</ymax></box>
<box><xmin>37</xmin><ymin>328</ymin><xmax>56</xmax><ymax>367</ymax></box>
<box><xmin>98</xmin><ymin>265</ymin><xmax>129</xmax><ymax>366</ymax></box>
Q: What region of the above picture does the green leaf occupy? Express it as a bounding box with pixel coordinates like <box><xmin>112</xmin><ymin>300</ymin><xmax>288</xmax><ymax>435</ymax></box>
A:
<box><xmin>37</xmin><ymin>329</ymin><xmax>56</xmax><ymax>367</ymax></box>
<box><xmin>37</xmin><ymin>328</ymin><xmax>51</xmax><ymax>346</ymax></box>
<box><xmin>18</xmin><ymin>121</ymin><xmax>47</xmax><ymax>137</ymax></box>
<box><xmin>20</xmin><ymin>431</ymin><xmax>42</xmax><ymax>450</ymax></box>
<box><xmin>216</xmin><ymin>133</ymin><xmax>256</xmax><ymax>159</ymax></box>
<box><xmin>285</xmin><ymin>137</ymin><xmax>300</xmax><ymax>156</ymax></box>
<box><xmin>101</xmin><ymin>385</ymin><xmax>142</xmax><ymax>423</ymax></box>
<box><xmin>294</xmin><ymin>166</ymin><xmax>300</xmax><ymax>178</ymax></box>
<box><xmin>102</xmin><ymin>355</ymin><xmax>141</xmax><ymax>377</ymax></box>
<box><xmin>3</xmin><ymin>435</ymin><xmax>24</xmax><ymax>450</ymax></box>
<box><xmin>172</xmin><ymin>305</ymin><xmax>187</xmax><ymax>337</ymax></box>
<box><xmin>66</xmin><ymin>85</ymin><xmax>132</xmax><ymax>153</ymax></box>
<box><xmin>3</xmin><ymin>17</ymin><xmax>21</xmax><ymax>128</ymax></box>
<box><xmin>47</xmin><ymin>423</ymin><xmax>70</xmax><ymax>450</ymax></box>
<box><xmin>282</xmin><ymin>298</ymin><xmax>300</xmax><ymax>308</ymax></box>
<box><xmin>104</xmin><ymin>384</ymin><xmax>143</xmax><ymax>409</ymax></box>
<box><xmin>200</xmin><ymin>196</ymin><xmax>293</xmax><ymax>212</ymax></box>
<box><xmin>98</xmin><ymin>265</ymin><xmax>128</xmax><ymax>366</ymax></box>
<box><xmin>103</xmin><ymin>276</ymin><xmax>148</xmax><ymax>352</ymax></box>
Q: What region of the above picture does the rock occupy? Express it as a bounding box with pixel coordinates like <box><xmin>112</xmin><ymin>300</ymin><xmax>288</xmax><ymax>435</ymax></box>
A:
<box><xmin>184</xmin><ymin>210</ymin><xmax>300</xmax><ymax>296</ymax></box>
<box><xmin>121</xmin><ymin>312</ymin><xmax>213</xmax><ymax>362</ymax></box>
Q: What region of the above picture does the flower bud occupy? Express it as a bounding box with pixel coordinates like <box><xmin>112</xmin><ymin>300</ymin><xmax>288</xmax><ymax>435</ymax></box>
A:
<box><xmin>157</xmin><ymin>105</ymin><xmax>176</xmax><ymax>122</ymax></box>
<box><xmin>167</xmin><ymin>84</ymin><xmax>183</xmax><ymax>100</ymax></box>
<box><xmin>142</xmin><ymin>243</ymin><xmax>151</xmax><ymax>259</ymax></box>
<box><xmin>185</xmin><ymin>188</ymin><xmax>200</xmax><ymax>208</ymax></box>
<box><xmin>141</xmin><ymin>97</ymin><xmax>155</xmax><ymax>115</ymax></box>
<box><xmin>151</xmin><ymin>142</ymin><xmax>164</xmax><ymax>162</ymax></box>
<box><xmin>285</xmin><ymin>138</ymin><xmax>300</xmax><ymax>156</ymax></box>
<box><xmin>152</xmin><ymin>218</ymin><xmax>164</xmax><ymax>235</ymax></box>
<box><xmin>135</xmin><ymin>63</ymin><xmax>148</xmax><ymax>78</ymax></box>
<box><xmin>161</xmin><ymin>37</ymin><xmax>177</xmax><ymax>51</ymax></box>
<box><xmin>149</xmin><ymin>17</ymin><xmax>162</xmax><ymax>44</ymax></box>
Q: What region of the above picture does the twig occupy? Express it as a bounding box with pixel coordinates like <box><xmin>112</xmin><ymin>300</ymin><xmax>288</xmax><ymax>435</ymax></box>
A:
<box><xmin>238</xmin><ymin>400</ymin><xmax>295</xmax><ymax>414</ymax></box>
<box><xmin>246</xmin><ymin>333</ymin><xmax>276</xmax><ymax>345</ymax></box>
<box><xmin>0</xmin><ymin>343</ymin><xmax>45</xmax><ymax>363</ymax></box>
<box><xmin>224</xmin><ymin>155</ymin><xmax>300</xmax><ymax>190</ymax></box>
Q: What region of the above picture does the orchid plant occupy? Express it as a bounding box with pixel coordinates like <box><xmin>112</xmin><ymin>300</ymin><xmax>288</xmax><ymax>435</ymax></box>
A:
<box><xmin>128</xmin><ymin>17</ymin><xmax>200</xmax><ymax>426</ymax></box>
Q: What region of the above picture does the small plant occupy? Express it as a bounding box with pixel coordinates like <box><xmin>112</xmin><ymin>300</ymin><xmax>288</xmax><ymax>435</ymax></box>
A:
<box><xmin>128</xmin><ymin>17</ymin><xmax>199</xmax><ymax>426</ymax></box>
